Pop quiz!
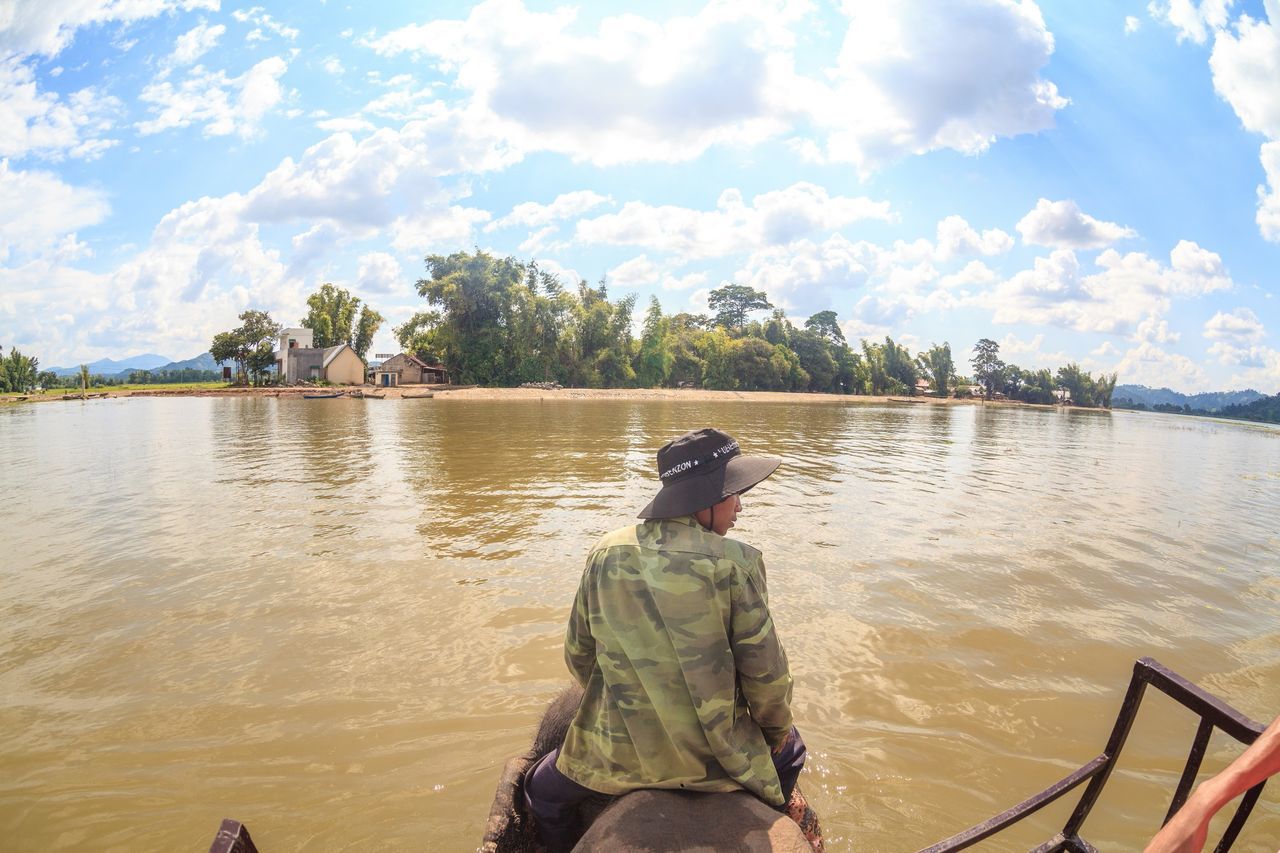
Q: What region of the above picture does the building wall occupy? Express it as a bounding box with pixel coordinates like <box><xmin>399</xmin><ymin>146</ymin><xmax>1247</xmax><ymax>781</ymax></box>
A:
<box><xmin>286</xmin><ymin>349</ymin><xmax>326</xmax><ymax>382</ymax></box>
<box><xmin>324</xmin><ymin>347</ymin><xmax>366</xmax><ymax>385</ymax></box>
<box><xmin>379</xmin><ymin>353</ymin><xmax>425</xmax><ymax>383</ymax></box>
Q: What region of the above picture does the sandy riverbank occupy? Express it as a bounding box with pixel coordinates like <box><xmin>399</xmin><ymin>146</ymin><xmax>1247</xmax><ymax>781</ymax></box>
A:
<box><xmin>2</xmin><ymin>384</ymin><xmax>1063</xmax><ymax>408</ymax></box>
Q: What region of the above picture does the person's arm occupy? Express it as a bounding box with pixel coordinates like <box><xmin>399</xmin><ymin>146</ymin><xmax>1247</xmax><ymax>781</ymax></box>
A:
<box><xmin>1146</xmin><ymin>715</ymin><xmax>1280</xmax><ymax>853</ymax></box>
<box><xmin>729</xmin><ymin>558</ymin><xmax>793</xmax><ymax>749</ymax></box>
<box><xmin>563</xmin><ymin>568</ymin><xmax>597</xmax><ymax>688</ymax></box>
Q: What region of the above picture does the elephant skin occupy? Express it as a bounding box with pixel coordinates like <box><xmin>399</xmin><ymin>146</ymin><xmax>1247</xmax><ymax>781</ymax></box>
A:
<box><xmin>481</xmin><ymin>684</ymin><xmax>823</xmax><ymax>852</ymax></box>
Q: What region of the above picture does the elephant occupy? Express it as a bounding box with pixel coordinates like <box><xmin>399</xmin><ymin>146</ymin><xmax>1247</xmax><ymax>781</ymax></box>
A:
<box><xmin>481</xmin><ymin>684</ymin><xmax>824</xmax><ymax>852</ymax></box>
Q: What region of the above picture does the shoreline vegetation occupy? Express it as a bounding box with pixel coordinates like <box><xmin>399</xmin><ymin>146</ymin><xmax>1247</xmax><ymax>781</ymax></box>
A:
<box><xmin>0</xmin><ymin>384</ymin><xmax>1062</xmax><ymax>407</ymax></box>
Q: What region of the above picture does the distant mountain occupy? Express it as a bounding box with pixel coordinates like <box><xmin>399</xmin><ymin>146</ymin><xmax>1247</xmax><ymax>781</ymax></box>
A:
<box><xmin>1113</xmin><ymin>384</ymin><xmax>1265</xmax><ymax>412</ymax></box>
<box><xmin>1217</xmin><ymin>393</ymin><xmax>1280</xmax><ymax>424</ymax></box>
<box><xmin>49</xmin><ymin>353</ymin><xmax>171</xmax><ymax>377</ymax></box>
<box><xmin>99</xmin><ymin>352</ymin><xmax>220</xmax><ymax>378</ymax></box>
<box><xmin>153</xmin><ymin>352</ymin><xmax>219</xmax><ymax>373</ymax></box>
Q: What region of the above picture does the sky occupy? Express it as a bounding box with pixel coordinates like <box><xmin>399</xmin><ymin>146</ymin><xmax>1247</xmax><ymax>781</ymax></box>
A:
<box><xmin>1</xmin><ymin>0</ymin><xmax>1278</xmax><ymax>392</ymax></box>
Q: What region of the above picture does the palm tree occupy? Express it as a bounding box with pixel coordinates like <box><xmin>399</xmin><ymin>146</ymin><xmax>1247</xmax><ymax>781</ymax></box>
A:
<box><xmin>79</xmin><ymin>364</ymin><xmax>90</xmax><ymax>399</ymax></box>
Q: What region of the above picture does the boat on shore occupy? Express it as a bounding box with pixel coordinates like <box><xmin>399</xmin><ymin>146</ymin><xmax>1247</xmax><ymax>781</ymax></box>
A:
<box><xmin>302</xmin><ymin>392</ymin><xmax>344</xmax><ymax>399</ymax></box>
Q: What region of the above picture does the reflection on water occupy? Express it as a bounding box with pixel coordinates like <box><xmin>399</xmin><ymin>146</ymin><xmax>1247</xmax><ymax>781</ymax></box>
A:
<box><xmin>1</xmin><ymin>398</ymin><xmax>1278</xmax><ymax>851</ymax></box>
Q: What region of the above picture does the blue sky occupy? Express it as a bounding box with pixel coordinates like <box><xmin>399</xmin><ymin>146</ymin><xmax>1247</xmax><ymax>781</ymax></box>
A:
<box><xmin>1</xmin><ymin>0</ymin><xmax>1278</xmax><ymax>391</ymax></box>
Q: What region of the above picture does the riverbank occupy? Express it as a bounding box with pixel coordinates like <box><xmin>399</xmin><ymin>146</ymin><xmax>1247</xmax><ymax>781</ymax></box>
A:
<box><xmin>0</xmin><ymin>384</ymin><xmax>1065</xmax><ymax>408</ymax></box>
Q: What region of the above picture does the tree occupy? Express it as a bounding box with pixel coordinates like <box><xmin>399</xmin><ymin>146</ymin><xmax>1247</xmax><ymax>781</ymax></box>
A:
<box><xmin>804</xmin><ymin>310</ymin><xmax>846</xmax><ymax>345</ymax></box>
<box><xmin>918</xmin><ymin>343</ymin><xmax>956</xmax><ymax>398</ymax></box>
<box><xmin>2</xmin><ymin>348</ymin><xmax>38</xmax><ymax>393</ymax></box>
<box><xmin>971</xmin><ymin>338</ymin><xmax>1004</xmax><ymax>399</ymax></box>
<box><xmin>79</xmin><ymin>364</ymin><xmax>90</xmax><ymax>397</ymax></box>
<box><xmin>353</xmin><ymin>305</ymin><xmax>384</xmax><ymax>361</ymax></box>
<box><xmin>707</xmin><ymin>284</ymin><xmax>772</xmax><ymax>330</ymax></box>
<box><xmin>789</xmin><ymin>330</ymin><xmax>836</xmax><ymax>392</ymax></box>
<box><xmin>636</xmin><ymin>296</ymin><xmax>673</xmax><ymax>387</ymax></box>
<box><xmin>36</xmin><ymin>370</ymin><xmax>57</xmax><ymax>392</ymax></box>
<box><xmin>210</xmin><ymin>310</ymin><xmax>282</xmax><ymax>386</ymax></box>
<box><xmin>302</xmin><ymin>283</ymin><xmax>360</xmax><ymax>349</ymax></box>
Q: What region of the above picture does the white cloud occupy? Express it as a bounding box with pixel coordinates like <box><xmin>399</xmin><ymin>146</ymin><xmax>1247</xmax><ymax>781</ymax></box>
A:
<box><xmin>938</xmin><ymin>259</ymin><xmax>998</xmax><ymax>290</ymax></box>
<box><xmin>315</xmin><ymin>116</ymin><xmax>374</xmax><ymax>133</ymax></box>
<box><xmin>0</xmin><ymin>160</ymin><xmax>110</xmax><ymax>262</ymax></box>
<box><xmin>1209</xmin><ymin>7</ymin><xmax>1279</xmax><ymax>137</ymax></box>
<box><xmin>735</xmin><ymin>234</ymin><xmax>874</xmax><ymax>314</ymax></box>
<box><xmin>1016</xmin><ymin>198</ymin><xmax>1137</xmax><ymax>248</ymax></box>
<box><xmin>814</xmin><ymin>0</ymin><xmax>1069</xmax><ymax>170</ymax></box>
<box><xmin>1125</xmin><ymin>15</ymin><xmax>1143</xmax><ymax>34</ymax></box>
<box><xmin>355</xmin><ymin>251</ymin><xmax>405</xmax><ymax>294</ymax></box>
<box><xmin>1148</xmin><ymin>0</ymin><xmax>1234</xmax><ymax>44</ymax></box>
<box><xmin>390</xmin><ymin>206</ymin><xmax>492</xmax><ymax>254</ymax></box>
<box><xmin>322</xmin><ymin>56</ymin><xmax>345</xmax><ymax>75</ymax></box>
<box><xmin>1136</xmin><ymin>317</ymin><xmax>1181</xmax><ymax>343</ymax></box>
<box><xmin>137</xmin><ymin>56</ymin><xmax>288</xmax><ymax>138</ymax></box>
<box><xmin>604</xmin><ymin>254</ymin><xmax>706</xmax><ymax>292</ymax></box>
<box><xmin>1114</xmin><ymin>340</ymin><xmax>1212</xmax><ymax>391</ymax></box>
<box><xmin>935</xmin><ymin>215</ymin><xmax>1013</xmax><ymax>260</ymax></box>
<box><xmin>243</xmin><ymin>125</ymin><xmax>480</xmax><ymax>228</ymax></box>
<box><xmin>607</xmin><ymin>255</ymin><xmax>660</xmax><ymax>288</ymax></box>
<box><xmin>0</xmin><ymin>0</ymin><xmax>219</xmax><ymax>59</ymax></box>
<box><xmin>487</xmin><ymin>191</ymin><xmax>612</xmax><ymax>231</ymax></box>
<box><xmin>0</xmin><ymin>59</ymin><xmax>120</xmax><ymax>160</ymax></box>
<box><xmin>1206</xmin><ymin>4</ymin><xmax>1280</xmax><ymax>240</ymax></box>
<box><xmin>365</xmin><ymin>0</ymin><xmax>1064</xmax><ymax>171</ymax></box>
<box><xmin>984</xmin><ymin>241</ymin><xmax>1232</xmax><ymax>336</ymax></box>
<box><xmin>1257</xmin><ymin>139</ymin><xmax>1280</xmax><ymax>241</ymax></box>
<box><xmin>1204</xmin><ymin>306</ymin><xmax>1265</xmax><ymax>342</ymax></box>
<box><xmin>997</xmin><ymin>331</ymin><xmax>1069</xmax><ymax>368</ymax></box>
<box><xmin>169</xmin><ymin>21</ymin><xmax>226</xmax><ymax>67</ymax></box>
<box><xmin>575</xmin><ymin>182</ymin><xmax>891</xmax><ymax>261</ymax></box>
<box><xmin>1166</xmin><ymin>239</ymin><xmax>1232</xmax><ymax>294</ymax></box>
<box><xmin>366</xmin><ymin>0</ymin><xmax>800</xmax><ymax>166</ymax></box>
<box><xmin>231</xmin><ymin>6</ymin><xmax>299</xmax><ymax>41</ymax></box>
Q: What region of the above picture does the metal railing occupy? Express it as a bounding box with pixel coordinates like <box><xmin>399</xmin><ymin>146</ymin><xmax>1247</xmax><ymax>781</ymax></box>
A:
<box><xmin>917</xmin><ymin>657</ymin><xmax>1269</xmax><ymax>853</ymax></box>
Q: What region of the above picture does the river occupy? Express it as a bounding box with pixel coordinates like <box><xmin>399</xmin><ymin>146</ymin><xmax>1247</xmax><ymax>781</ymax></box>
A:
<box><xmin>1</xmin><ymin>396</ymin><xmax>1277</xmax><ymax>851</ymax></box>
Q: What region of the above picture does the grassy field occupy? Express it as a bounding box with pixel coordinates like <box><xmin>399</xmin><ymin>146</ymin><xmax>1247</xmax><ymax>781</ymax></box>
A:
<box><xmin>4</xmin><ymin>381</ymin><xmax>232</xmax><ymax>400</ymax></box>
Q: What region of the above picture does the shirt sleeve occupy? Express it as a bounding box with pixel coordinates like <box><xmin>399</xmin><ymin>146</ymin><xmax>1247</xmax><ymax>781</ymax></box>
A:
<box><xmin>564</xmin><ymin>566</ymin><xmax>597</xmax><ymax>688</ymax></box>
<box><xmin>729</xmin><ymin>557</ymin><xmax>793</xmax><ymax>748</ymax></box>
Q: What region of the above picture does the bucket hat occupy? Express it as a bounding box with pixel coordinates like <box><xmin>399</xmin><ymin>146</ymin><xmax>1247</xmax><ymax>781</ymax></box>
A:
<box><xmin>637</xmin><ymin>427</ymin><xmax>780</xmax><ymax>519</ymax></box>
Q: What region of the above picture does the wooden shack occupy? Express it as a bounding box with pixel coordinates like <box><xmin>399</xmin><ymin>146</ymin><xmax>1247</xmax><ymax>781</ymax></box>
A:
<box><xmin>374</xmin><ymin>353</ymin><xmax>448</xmax><ymax>387</ymax></box>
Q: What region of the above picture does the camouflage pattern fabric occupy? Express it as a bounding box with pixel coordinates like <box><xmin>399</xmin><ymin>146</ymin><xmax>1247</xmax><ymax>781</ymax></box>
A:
<box><xmin>556</xmin><ymin>515</ymin><xmax>794</xmax><ymax>806</ymax></box>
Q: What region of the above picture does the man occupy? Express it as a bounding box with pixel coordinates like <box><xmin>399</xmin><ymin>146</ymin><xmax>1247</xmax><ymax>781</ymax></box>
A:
<box><xmin>523</xmin><ymin>427</ymin><xmax>804</xmax><ymax>851</ymax></box>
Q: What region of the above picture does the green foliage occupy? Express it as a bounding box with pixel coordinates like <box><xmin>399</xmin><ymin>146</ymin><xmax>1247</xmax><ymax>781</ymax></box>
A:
<box><xmin>918</xmin><ymin>343</ymin><xmax>956</xmax><ymax>398</ymax></box>
<box><xmin>803</xmin><ymin>310</ymin><xmax>846</xmax><ymax>345</ymax></box>
<box><xmin>395</xmin><ymin>250</ymin><xmax>1119</xmax><ymax>407</ymax></box>
<box><xmin>971</xmin><ymin>338</ymin><xmax>1004</xmax><ymax>399</ymax></box>
<box><xmin>2</xmin><ymin>347</ymin><xmax>39</xmax><ymax>393</ymax></box>
<box><xmin>126</xmin><ymin>368</ymin><xmax>221</xmax><ymax>384</ymax></box>
<box><xmin>301</xmin><ymin>283</ymin><xmax>383</xmax><ymax>360</ymax></box>
<box><xmin>707</xmin><ymin>283</ymin><xmax>772</xmax><ymax>330</ymax></box>
<box><xmin>210</xmin><ymin>309</ymin><xmax>282</xmax><ymax>386</ymax></box>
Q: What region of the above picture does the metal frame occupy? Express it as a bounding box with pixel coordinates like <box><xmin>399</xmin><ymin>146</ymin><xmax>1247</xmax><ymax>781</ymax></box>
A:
<box><xmin>917</xmin><ymin>657</ymin><xmax>1268</xmax><ymax>853</ymax></box>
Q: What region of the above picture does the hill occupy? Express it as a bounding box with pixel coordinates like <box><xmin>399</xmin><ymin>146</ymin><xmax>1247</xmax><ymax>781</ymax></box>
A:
<box><xmin>49</xmin><ymin>353</ymin><xmax>172</xmax><ymax>377</ymax></box>
<box><xmin>1217</xmin><ymin>393</ymin><xmax>1280</xmax><ymax>424</ymax></box>
<box><xmin>1113</xmin><ymin>384</ymin><xmax>1265</xmax><ymax>412</ymax></box>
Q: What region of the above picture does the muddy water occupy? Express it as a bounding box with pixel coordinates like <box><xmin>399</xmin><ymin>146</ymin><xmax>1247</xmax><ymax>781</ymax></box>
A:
<box><xmin>1</xmin><ymin>397</ymin><xmax>1277</xmax><ymax>851</ymax></box>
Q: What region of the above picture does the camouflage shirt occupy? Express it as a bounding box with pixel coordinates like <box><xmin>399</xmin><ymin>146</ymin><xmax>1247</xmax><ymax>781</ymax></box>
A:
<box><xmin>555</xmin><ymin>515</ymin><xmax>794</xmax><ymax>805</ymax></box>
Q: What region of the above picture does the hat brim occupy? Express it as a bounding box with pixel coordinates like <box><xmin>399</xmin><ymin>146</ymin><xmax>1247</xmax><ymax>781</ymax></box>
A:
<box><xmin>637</xmin><ymin>454</ymin><xmax>780</xmax><ymax>519</ymax></box>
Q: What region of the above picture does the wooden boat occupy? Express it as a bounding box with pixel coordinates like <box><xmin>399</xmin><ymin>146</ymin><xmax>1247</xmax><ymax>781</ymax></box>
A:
<box><xmin>402</xmin><ymin>392</ymin><xmax>434</xmax><ymax>399</ymax></box>
<box><xmin>361</xmin><ymin>392</ymin><xmax>386</xmax><ymax>399</ymax></box>
<box><xmin>302</xmin><ymin>392</ymin><xmax>344</xmax><ymax>399</ymax></box>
